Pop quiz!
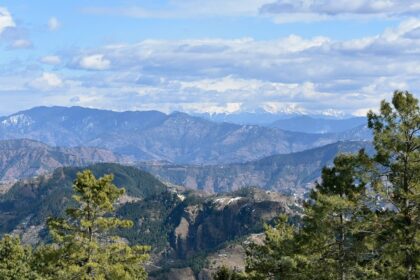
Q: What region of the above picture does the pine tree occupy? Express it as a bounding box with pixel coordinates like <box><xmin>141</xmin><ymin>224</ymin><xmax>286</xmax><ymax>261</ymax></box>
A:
<box><xmin>0</xmin><ymin>235</ymin><xmax>39</xmax><ymax>280</ymax></box>
<box><xmin>244</xmin><ymin>153</ymin><xmax>375</xmax><ymax>280</ymax></box>
<box><xmin>33</xmin><ymin>170</ymin><xmax>150</xmax><ymax>280</ymax></box>
<box><xmin>245</xmin><ymin>214</ymin><xmax>307</xmax><ymax>280</ymax></box>
<box><xmin>298</xmin><ymin>153</ymin><xmax>376</xmax><ymax>280</ymax></box>
<box><xmin>242</xmin><ymin>90</ymin><xmax>419</xmax><ymax>279</ymax></box>
<box><xmin>213</xmin><ymin>265</ymin><xmax>246</xmax><ymax>280</ymax></box>
<box><xmin>367</xmin><ymin>91</ymin><xmax>419</xmax><ymax>279</ymax></box>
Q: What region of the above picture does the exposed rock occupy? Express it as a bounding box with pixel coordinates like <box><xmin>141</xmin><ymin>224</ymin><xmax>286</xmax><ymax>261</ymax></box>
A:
<box><xmin>170</xmin><ymin>189</ymin><xmax>292</xmax><ymax>259</ymax></box>
<box><xmin>152</xmin><ymin>268</ymin><xmax>196</xmax><ymax>280</ymax></box>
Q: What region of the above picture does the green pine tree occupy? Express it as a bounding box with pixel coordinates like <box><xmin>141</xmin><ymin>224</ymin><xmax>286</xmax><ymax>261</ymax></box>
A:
<box><xmin>33</xmin><ymin>170</ymin><xmax>150</xmax><ymax>280</ymax></box>
<box><xmin>0</xmin><ymin>235</ymin><xmax>39</xmax><ymax>280</ymax></box>
<box><xmin>298</xmin><ymin>153</ymin><xmax>376</xmax><ymax>280</ymax></box>
<box><xmin>244</xmin><ymin>153</ymin><xmax>375</xmax><ymax>280</ymax></box>
<box><xmin>245</xmin><ymin>214</ymin><xmax>307</xmax><ymax>280</ymax></box>
<box><xmin>213</xmin><ymin>265</ymin><xmax>246</xmax><ymax>280</ymax></box>
<box><xmin>367</xmin><ymin>90</ymin><xmax>419</xmax><ymax>280</ymax></box>
<box><xmin>242</xmin><ymin>90</ymin><xmax>419</xmax><ymax>280</ymax></box>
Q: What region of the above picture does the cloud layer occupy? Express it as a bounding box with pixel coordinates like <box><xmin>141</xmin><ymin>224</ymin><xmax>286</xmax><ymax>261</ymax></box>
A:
<box><xmin>0</xmin><ymin>3</ymin><xmax>420</xmax><ymax>116</ymax></box>
<box><xmin>0</xmin><ymin>7</ymin><xmax>15</xmax><ymax>33</ymax></box>
<box><xmin>261</xmin><ymin>0</ymin><xmax>420</xmax><ymax>22</ymax></box>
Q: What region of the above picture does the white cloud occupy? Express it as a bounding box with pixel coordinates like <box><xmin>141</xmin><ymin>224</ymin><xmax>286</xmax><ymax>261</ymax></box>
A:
<box><xmin>58</xmin><ymin>19</ymin><xmax>419</xmax><ymax>115</ymax></box>
<box><xmin>29</xmin><ymin>72</ymin><xmax>63</xmax><ymax>90</ymax></box>
<box><xmin>79</xmin><ymin>54</ymin><xmax>111</xmax><ymax>70</ymax></box>
<box><xmin>2</xmin><ymin>19</ymin><xmax>419</xmax><ymax>116</ymax></box>
<box><xmin>261</xmin><ymin>0</ymin><xmax>420</xmax><ymax>21</ymax></box>
<box><xmin>41</xmin><ymin>55</ymin><xmax>61</xmax><ymax>65</ymax></box>
<box><xmin>175</xmin><ymin>102</ymin><xmax>243</xmax><ymax>114</ymax></box>
<box><xmin>261</xmin><ymin>102</ymin><xmax>307</xmax><ymax>114</ymax></box>
<box><xmin>82</xmin><ymin>1</ymin><xmax>273</xmax><ymax>18</ymax></box>
<box><xmin>82</xmin><ymin>1</ymin><xmax>420</xmax><ymax>22</ymax></box>
<box><xmin>48</xmin><ymin>17</ymin><xmax>60</xmax><ymax>31</ymax></box>
<box><xmin>10</xmin><ymin>39</ymin><xmax>32</xmax><ymax>49</ymax></box>
<box><xmin>0</xmin><ymin>6</ymin><xmax>15</xmax><ymax>34</ymax></box>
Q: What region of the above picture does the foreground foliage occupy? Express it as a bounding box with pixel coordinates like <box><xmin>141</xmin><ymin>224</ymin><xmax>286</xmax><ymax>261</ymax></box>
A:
<box><xmin>0</xmin><ymin>171</ymin><xmax>150</xmax><ymax>280</ymax></box>
<box><xmin>218</xmin><ymin>91</ymin><xmax>419</xmax><ymax>280</ymax></box>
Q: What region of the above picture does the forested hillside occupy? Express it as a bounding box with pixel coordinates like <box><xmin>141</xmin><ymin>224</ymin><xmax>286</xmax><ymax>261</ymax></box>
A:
<box><xmin>0</xmin><ymin>163</ymin><xmax>293</xmax><ymax>278</ymax></box>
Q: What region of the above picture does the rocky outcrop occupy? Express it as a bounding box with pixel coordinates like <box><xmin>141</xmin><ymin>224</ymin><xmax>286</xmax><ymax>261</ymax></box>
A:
<box><xmin>150</xmin><ymin>268</ymin><xmax>196</xmax><ymax>280</ymax></box>
<box><xmin>170</xmin><ymin>189</ymin><xmax>292</xmax><ymax>259</ymax></box>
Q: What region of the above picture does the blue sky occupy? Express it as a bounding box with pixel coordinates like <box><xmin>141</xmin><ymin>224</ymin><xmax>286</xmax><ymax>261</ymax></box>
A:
<box><xmin>0</xmin><ymin>0</ymin><xmax>419</xmax><ymax>116</ymax></box>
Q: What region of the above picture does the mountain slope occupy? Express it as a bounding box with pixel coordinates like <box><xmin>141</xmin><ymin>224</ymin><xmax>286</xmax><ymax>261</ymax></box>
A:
<box><xmin>0</xmin><ymin>163</ymin><xmax>169</xmax><ymax>234</ymax></box>
<box><xmin>0</xmin><ymin>106</ymin><xmax>371</xmax><ymax>164</ymax></box>
<box><xmin>0</xmin><ymin>164</ymin><xmax>293</xmax><ymax>277</ymax></box>
<box><xmin>0</xmin><ymin>139</ymin><xmax>131</xmax><ymax>181</ymax></box>
<box><xmin>270</xmin><ymin>116</ymin><xmax>366</xmax><ymax>134</ymax></box>
<box><xmin>138</xmin><ymin>141</ymin><xmax>373</xmax><ymax>195</ymax></box>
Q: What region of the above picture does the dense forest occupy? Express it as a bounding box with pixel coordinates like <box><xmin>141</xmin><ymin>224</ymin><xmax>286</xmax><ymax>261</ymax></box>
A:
<box><xmin>0</xmin><ymin>91</ymin><xmax>419</xmax><ymax>279</ymax></box>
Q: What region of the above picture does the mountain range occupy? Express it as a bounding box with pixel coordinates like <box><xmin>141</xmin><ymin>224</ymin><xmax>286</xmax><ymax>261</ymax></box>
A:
<box><xmin>0</xmin><ymin>138</ymin><xmax>371</xmax><ymax>196</ymax></box>
<box><xmin>193</xmin><ymin>109</ymin><xmax>356</xmax><ymax>126</ymax></box>
<box><xmin>0</xmin><ymin>106</ymin><xmax>371</xmax><ymax>164</ymax></box>
<box><xmin>269</xmin><ymin>115</ymin><xmax>366</xmax><ymax>134</ymax></box>
<box><xmin>0</xmin><ymin>106</ymin><xmax>376</xmax><ymax>279</ymax></box>
<box><xmin>138</xmin><ymin>141</ymin><xmax>372</xmax><ymax>196</ymax></box>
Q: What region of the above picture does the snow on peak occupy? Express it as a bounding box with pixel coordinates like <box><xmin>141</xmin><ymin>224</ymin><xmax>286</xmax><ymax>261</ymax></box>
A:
<box><xmin>1</xmin><ymin>114</ymin><xmax>34</xmax><ymax>127</ymax></box>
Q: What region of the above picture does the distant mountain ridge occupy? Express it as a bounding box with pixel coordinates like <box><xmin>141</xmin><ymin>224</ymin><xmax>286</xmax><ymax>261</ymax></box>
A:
<box><xmin>0</xmin><ymin>106</ymin><xmax>371</xmax><ymax>164</ymax></box>
<box><xmin>269</xmin><ymin>116</ymin><xmax>366</xmax><ymax>134</ymax></box>
<box><xmin>193</xmin><ymin>110</ymin><xmax>353</xmax><ymax>126</ymax></box>
<box><xmin>0</xmin><ymin>139</ymin><xmax>131</xmax><ymax>181</ymax></box>
<box><xmin>138</xmin><ymin>141</ymin><xmax>373</xmax><ymax>196</ymax></box>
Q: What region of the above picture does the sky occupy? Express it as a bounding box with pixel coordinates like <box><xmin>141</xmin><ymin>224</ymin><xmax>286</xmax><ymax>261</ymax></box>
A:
<box><xmin>0</xmin><ymin>0</ymin><xmax>420</xmax><ymax>117</ymax></box>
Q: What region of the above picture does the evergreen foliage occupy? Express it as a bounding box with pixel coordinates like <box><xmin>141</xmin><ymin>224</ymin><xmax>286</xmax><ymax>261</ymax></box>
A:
<box><xmin>0</xmin><ymin>235</ymin><xmax>39</xmax><ymax>280</ymax></box>
<box><xmin>38</xmin><ymin>170</ymin><xmax>150</xmax><ymax>279</ymax></box>
<box><xmin>213</xmin><ymin>265</ymin><xmax>246</xmax><ymax>280</ymax></box>
<box><xmin>0</xmin><ymin>170</ymin><xmax>150</xmax><ymax>280</ymax></box>
<box><xmin>367</xmin><ymin>90</ymin><xmax>419</xmax><ymax>279</ymax></box>
<box><xmin>240</xmin><ymin>91</ymin><xmax>419</xmax><ymax>280</ymax></box>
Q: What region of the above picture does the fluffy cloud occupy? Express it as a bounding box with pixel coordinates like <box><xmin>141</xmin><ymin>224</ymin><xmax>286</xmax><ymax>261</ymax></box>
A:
<box><xmin>2</xmin><ymin>19</ymin><xmax>420</xmax><ymax>116</ymax></box>
<box><xmin>0</xmin><ymin>7</ymin><xmax>15</xmax><ymax>34</ymax></box>
<box><xmin>83</xmin><ymin>1</ymin><xmax>273</xmax><ymax>18</ymax></box>
<box><xmin>48</xmin><ymin>17</ymin><xmax>60</xmax><ymax>31</ymax></box>
<box><xmin>260</xmin><ymin>0</ymin><xmax>420</xmax><ymax>21</ymax></box>
<box><xmin>9</xmin><ymin>39</ymin><xmax>32</xmax><ymax>49</ymax></box>
<box><xmin>0</xmin><ymin>7</ymin><xmax>34</xmax><ymax>50</ymax></box>
<box><xmin>29</xmin><ymin>72</ymin><xmax>63</xmax><ymax>90</ymax></box>
<box><xmin>83</xmin><ymin>1</ymin><xmax>420</xmax><ymax>22</ymax></box>
<box><xmin>54</xmin><ymin>19</ymin><xmax>418</xmax><ymax>115</ymax></box>
<box><xmin>78</xmin><ymin>54</ymin><xmax>111</xmax><ymax>70</ymax></box>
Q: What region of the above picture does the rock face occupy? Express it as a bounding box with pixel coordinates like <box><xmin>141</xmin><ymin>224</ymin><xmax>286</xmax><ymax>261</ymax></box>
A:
<box><xmin>0</xmin><ymin>139</ymin><xmax>131</xmax><ymax>181</ymax></box>
<box><xmin>0</xmin><ymin>106</ymin><xmax>371</xmax><ymax>164</ymax></box>
<box><xmin>139</xmin><ymin>141</ymin><xmax>373</xmax><ymax>195</ymax></box>
<box><xmin>170</xmin><ymin>190</ymin><xmax>292</xmax><ymax>259</ymax></box>
<box><xmin>150</xmin><ymin>268</ymin><xmax>196</xmax><ymax>280</ymax></box>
